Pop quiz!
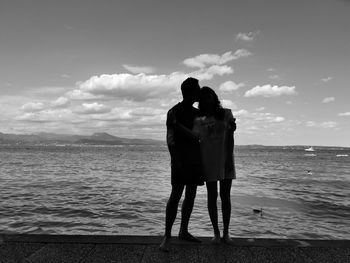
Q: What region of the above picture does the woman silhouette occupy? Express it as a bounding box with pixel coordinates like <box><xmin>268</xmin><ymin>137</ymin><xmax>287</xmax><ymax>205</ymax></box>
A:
<box><xmin>193</xmin><ymin>86</ymin><xmax>236</xmax><ymax>244</ymax></box>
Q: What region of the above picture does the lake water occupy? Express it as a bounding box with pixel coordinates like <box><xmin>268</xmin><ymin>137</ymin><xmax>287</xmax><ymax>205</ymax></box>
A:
<box><xmin>0</xmin><ymin>144</ymin><xmax>349</xmax><ymax>239</ymax></box>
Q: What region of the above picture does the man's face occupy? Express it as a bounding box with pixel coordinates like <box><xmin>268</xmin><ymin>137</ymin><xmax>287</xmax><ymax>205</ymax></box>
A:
<box><xmin>192</xmin><ymin>84</ymin><xmax>201</xmax><ymax>102</ymax></box>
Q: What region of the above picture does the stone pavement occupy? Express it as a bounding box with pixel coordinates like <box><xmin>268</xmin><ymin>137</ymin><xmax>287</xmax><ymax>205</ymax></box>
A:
<box><xmin>0</xmin><ymin>234</ymin><xmax>349</xmax><ymax>262</ymax></box>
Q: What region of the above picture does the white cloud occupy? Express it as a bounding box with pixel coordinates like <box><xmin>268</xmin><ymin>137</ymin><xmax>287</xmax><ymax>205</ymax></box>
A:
<box><xmin>197</xmin><ymin>65</ymin><xmax>233</xmax><ymax>79</ymax></box>
<box><xmin>320</xmin><ymin>121</ymin><xmax>337</xmax><ymax>128</ymax></box>
<box><xmin>306</xmin><ymin>121</ymin><xmax>316</xmax><ymax>127</ymax></box>
<box><xmin>322</xmin><ymin>97</ymin><xmax>335</xmax><ymax>103</ymax></box>
<box><xmin>230</xmin><ymin>109</ymin><xmax>286</xmax><ymax>137</ymax></box>
<box><xmin>321</xmin><ymin>77</ymin><xmax>333</xmax><ymax>82</ymax></box>
<box><xmin>77</xmin><ymin>73</ymin><xmax>177</xmax><ymax>101</ymax></box>
<box><xmin>130</xmin><ymin>107</ymin><xmax>165</xmax><ymax>117</ymax></box>
<box><xmin>271</xmin><ymin>116</ymin><xmax>285</xmax><ymax>122</ymax></box>
<box><xmin>15</xmin><ymin>109</ymin><xmax>73</xmax><ymax>122</ymax></box>
<box><xmin>219</xmin><ymin>80</ymin><xmax>245</xmax><ymax>92</ymax></box>
<box><xmin>10</xmin><ymin>52</ymin><xmax>237</xmax><ymax>139</ymax></box>
<box><xmin>21</xmin><ymin>102</ymin><xmax>45</xmax><ymax>112</ymax></box>
<box><xmin>256</xmin><ymin>107</ymin><xmax>265</xmax><ymax>111</ymax></box>
<box><xmin>74</xmin><ymin>66</ymin><xmax>232</xmax><ymax>102</ymax></box>
<box><xmin>25</xmin><ymin>86</ymin><xmax>70</xmax><ymax>98</ymax></box>
<box><xmin>306</xmin><ymin>121</ymin><xmax>338</xmax><ymax>128</ymax></box>
<box><xmin>183</xmin><ymin>51</ymin><xmax>233</xmax><ymax>68</ymax></box>
<box><xmin>76</xmin><ymin>103</ymin><xmax>111</xmax><ymax>115</ymax></box>
<box><xmin>90</xmin><ymin>106</ymin><xmax>167</xmax><ymax>126</ymax></box>
<box><xmin>253</xmin><ymin>113</ymin><xmax>285</xmax><ymax>123</ymax></box>
<box><xmin>232</xmin><ymin>49</ymin><xmax>252</xmax><ymax>59</ymax></box>
<box><xmin>235</xmin><ymin>31</ymin><xmax>260</xmax><ymax>41</ymax></box>
<box><xmin>67</xmin><ymin>89</ymin><xmax>103</xmax><ymax>100</ymax></box>
<box><xmin>51</xmin><ymin>97</ymin><xmax>70</xmax><ymax>108</ymax></box>
<box><xmin>244</xmin><ymin>84</ymin><xmax>297</xmax><ymax>97</ymax></box>
<box><xmin>123</xmin><ymin>64</ymin><xmax>156</xmax><ymax>74</ymax></box>
<box><xmin>90</xmin><ymin>107</ymin><xmax>133</xmax><ymax>121</ymax></box>
<box><xmin>232</xmin><ymin>109</ymin><xmax>249</xmax><ymax>116</ymax></box>
<box><xmin>338</xmin><ymin>112</ymin><xmax>350</xmax><ymax>116</ymax></box>
<box><xmin>221</xmin><ymin>99</ymin><xmax>236</xmax><ymax>109</ymax></box>
<box><xmin>183</xmin><ymin>50</ymin><xmax>251</xmax><ymax>68</ymax></box>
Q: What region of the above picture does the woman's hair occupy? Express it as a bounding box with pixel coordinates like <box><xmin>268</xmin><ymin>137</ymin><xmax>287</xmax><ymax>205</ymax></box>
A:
<box><xmin>199</xmin><ymin>86</ymin><xmax>225</xmax><ymax>120</ymax></box>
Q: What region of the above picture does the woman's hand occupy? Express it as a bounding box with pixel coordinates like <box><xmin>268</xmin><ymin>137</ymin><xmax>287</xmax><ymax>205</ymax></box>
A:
<box><xmin>232</xmin><ymin>118</ymin><xmax>236</xmax><ymax>132</ymax></box>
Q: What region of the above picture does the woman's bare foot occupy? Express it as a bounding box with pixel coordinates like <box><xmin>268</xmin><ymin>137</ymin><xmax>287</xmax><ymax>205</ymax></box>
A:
<box><xmin>223</xmin><ymin>233</ymin><xmax>234</xmax><ymax>245</ymax></box>
<box><xmin>159</xmin><ymin>236</ymin><xmax>171</xmax><ymax>252</ymax></box>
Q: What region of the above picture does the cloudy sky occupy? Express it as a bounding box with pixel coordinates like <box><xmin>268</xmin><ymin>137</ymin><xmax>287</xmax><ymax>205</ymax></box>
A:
<box><xmin>1</xmin><ymin>0</ymin><xmax>349</xmax><ymax>146</ymax></box>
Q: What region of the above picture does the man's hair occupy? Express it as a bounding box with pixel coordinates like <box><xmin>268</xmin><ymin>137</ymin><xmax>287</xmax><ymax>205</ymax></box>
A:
<box><xmin>181</xmin><ymin>77</ymin><xmax>199</xmax><ymax>98</ymax></box>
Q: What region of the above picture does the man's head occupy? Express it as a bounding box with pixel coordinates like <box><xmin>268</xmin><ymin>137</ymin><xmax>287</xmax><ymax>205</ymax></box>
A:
<box><xmin>181</xmin><ymin>77</ymin><xmax>200</xmax><ymax>103</ymax></box>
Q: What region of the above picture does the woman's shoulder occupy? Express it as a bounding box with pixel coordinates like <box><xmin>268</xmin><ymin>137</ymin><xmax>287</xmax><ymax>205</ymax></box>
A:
<box><xmin>223</xmin><ymin>108</ymin><xmax>233</xmax><ymax>116</ymax></box>
<box><xmin>222</xmin><ymin>108</ymin><xmax>235</xmax><ymax>122</ymax></box>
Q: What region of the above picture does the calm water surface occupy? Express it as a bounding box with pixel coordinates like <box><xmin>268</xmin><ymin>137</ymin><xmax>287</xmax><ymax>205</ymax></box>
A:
<box><xmin>0</xmin><ymin>145</ymin><xmax>349</xmax><ymax>239</ymax></box>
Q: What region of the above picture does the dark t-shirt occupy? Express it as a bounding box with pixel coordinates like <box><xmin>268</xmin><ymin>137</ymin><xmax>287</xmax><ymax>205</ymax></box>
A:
<box><xmin>166</xmin><ymin>102</ymin><xmax>203</xmax><ymax>186</ymax></box>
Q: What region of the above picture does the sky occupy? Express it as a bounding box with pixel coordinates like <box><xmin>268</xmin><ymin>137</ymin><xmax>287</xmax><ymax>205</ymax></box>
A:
<box><xmin>0</xmin><ymin>0</ymin><xmax>349</xmax><ymax>146</ymax></box>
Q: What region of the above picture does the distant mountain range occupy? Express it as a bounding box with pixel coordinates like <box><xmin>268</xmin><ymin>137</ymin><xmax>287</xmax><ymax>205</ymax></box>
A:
<box><xmin>0</xmin><ymin>132</ymin><xmax>164</xmax><ymax>145</ymax></box>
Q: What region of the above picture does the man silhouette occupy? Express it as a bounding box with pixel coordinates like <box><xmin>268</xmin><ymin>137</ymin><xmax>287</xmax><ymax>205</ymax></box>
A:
<box><xmin>160</xmin><ymin>77</ymin><xmax>203</xmax><ymax>252</ymax></box>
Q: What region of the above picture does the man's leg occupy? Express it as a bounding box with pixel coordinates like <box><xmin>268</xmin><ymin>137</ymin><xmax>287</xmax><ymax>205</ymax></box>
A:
<box><xmin>159</xmin><ymin>184</ymin><xmax>184</xmax><ymax>251</ymax></box>
<box><xmin>178</xmin><ymin>185</ymin><xmax>201</xmax><ymax>243</ymax></box>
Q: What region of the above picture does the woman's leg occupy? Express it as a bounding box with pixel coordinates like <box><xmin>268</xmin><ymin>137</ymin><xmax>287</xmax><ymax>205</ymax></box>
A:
<box><xmin>206</xmin><ymin>181</ymin><xmax>220</xmax><ymax>243</ymax></box>
<box><xmin>220</xmin><ymin>179</ymin><xmax>233</xmax><ymax>243</ymax></box>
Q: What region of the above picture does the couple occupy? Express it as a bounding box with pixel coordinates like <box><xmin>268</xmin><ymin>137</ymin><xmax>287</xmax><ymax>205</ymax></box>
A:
<box><xmin>160</xmin><ymin>77</ymin><xmax>236</xmax><ymax>252</ymax></box>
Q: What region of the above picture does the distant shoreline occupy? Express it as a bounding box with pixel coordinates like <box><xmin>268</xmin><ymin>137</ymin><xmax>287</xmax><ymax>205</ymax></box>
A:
<box><xmin>1</xmin><ymin>132</ymin><xmax>349</xmax><ymax>148</ymax></box>
<box><xmin>1</xmin><ymin>143</ymin><xmax>349</xmax><ymax>149</ymax></box>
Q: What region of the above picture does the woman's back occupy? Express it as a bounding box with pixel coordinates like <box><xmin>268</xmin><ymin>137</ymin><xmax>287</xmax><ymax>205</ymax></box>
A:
<box><xmin>193</xmin><ymin>109</ymin><xmax>235</xmax><ymax>182</ymax></box>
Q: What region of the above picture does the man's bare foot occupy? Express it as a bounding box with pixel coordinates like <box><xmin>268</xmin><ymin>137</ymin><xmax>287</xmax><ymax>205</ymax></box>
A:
<box><xmin>178</xmin><ymin>231</ymin><xmax>202</xmax><ymax>243</ymax></box>
<box><xmin>159</xmin><ymin>236</ymin><xmax>171</xmax><ymax>252</ymax></box>
<box><xmin>223</xmin><ymin>233</ymin><xmax>234</xmax><ymax>245</ymax></box>
<box><xmin>211</xmin><ymin>233</ymin><xmax>221</xmax><ymax>244</ymax></box>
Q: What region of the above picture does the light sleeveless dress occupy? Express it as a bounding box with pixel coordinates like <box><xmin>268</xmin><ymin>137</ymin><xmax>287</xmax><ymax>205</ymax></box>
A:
<box><xmin>193</xmin><ymin>109</ymin><xmax>236</xmax><ymax>182</ymax></box>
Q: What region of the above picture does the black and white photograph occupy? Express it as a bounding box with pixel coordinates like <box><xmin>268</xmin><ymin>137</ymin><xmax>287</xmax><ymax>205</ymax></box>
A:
<box><xmin>0</xmin><ymin>0</ymin><xmax>349</xmax><ymax>262</ymax></box>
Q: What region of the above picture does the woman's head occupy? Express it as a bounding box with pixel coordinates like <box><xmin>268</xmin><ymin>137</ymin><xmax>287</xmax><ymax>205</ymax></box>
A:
<box><xmin>199</xmin><ymin>86</ymin><xmax>224</xmax><ymax>119</ymax></box>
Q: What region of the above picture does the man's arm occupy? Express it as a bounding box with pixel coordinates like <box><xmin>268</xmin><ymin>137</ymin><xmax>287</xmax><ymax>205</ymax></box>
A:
<box><xmin>166</xmin><ymin>108</ymin><xmax>199</xmax><ymax>142</ymax></box>
<box><xmin>166</xmin><ymin>110</ymin><xmax>177</xmax><ymax>157</ymax></box>
<box><xmin>173</xmin><ymin>120</ymin><xmax>200</xmax><ymax>141</ymax></box>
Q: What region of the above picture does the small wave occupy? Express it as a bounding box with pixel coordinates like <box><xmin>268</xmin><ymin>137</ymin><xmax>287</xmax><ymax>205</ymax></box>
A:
<box><xmin>7</xmin><ymin>161</ymin><xmax>23</xmax><ymax>165</ymax></box>
<box><xmin>336</xmin><ymin>154</ymin><xmax>348</xmax><ymax>157</ymax></box>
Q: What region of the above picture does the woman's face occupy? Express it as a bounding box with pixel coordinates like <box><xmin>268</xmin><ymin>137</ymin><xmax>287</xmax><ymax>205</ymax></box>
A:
<box><xmin>200</xmin><ymin>93</ymin><xmax>216</xmax><ymax>115</ymax></box>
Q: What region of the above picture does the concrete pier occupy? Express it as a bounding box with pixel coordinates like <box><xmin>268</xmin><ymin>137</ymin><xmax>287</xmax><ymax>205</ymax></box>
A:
<box><xmin>1</xmin><ymin>234</ymin><xmax>349</xmax><ymax>262</ymax></box>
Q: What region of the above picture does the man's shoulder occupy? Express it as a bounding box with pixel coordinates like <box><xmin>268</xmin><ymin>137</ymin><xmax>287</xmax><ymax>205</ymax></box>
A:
<box><xmin>168</xmin><ymin>102</ymin><xmax>181</xmax><ymax>114</ymax></box>
<box><xmin>168</xmin><ymin>102</ymin><xmax>199</xmax><ymax>118</ymax></box>
<box><xmin>167</xmin><ymin>103</ymin><xmax>181</xmax><ymax>125</ymax></box>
